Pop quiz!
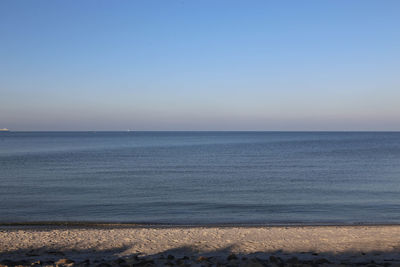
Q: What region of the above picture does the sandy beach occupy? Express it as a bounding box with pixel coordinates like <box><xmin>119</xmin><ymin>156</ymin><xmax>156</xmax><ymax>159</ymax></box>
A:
<box><xmin>1</xmin><ymin>225</ymin><xmax>400</xmax><ymax>266</ymax></box>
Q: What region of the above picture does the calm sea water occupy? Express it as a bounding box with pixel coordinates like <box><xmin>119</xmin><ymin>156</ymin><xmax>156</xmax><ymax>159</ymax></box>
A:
<box><xmin>1</xmin><ymin>131</ymin><xmax>400</xmax><ymax>224</ymax></box>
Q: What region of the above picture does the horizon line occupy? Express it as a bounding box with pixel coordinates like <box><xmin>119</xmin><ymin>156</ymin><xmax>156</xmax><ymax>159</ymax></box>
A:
<box><xmin>3</xmin><ymin>130</ymin><xmax>400</xmax><ymax>133</ymax></box>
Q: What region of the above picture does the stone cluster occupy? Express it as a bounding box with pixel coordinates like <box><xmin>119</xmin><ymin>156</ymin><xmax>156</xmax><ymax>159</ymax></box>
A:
<box><xmin>0</xmin><ymin>253</ymin><xmax>396</xmax><ymax>267</ymax></box>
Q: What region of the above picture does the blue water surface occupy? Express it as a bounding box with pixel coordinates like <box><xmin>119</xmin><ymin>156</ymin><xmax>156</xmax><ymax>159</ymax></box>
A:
<box><xmin>0</xmin><ymin>131</ymin><xmax>399</xmax><ymax>224</ymax></box>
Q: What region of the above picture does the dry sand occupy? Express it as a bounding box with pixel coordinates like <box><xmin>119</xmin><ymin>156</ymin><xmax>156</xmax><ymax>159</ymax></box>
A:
<box><xmin>1</xmin><ymin>225</ymin><xmax>400</xmax><ymax>265</ymax></box>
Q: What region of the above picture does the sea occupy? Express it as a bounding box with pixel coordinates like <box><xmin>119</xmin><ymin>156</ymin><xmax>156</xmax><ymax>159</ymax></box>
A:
<box><xmin>0</xmin><ymin>131</ymin><xmax>399</xmax><ymax>225</ymax></box>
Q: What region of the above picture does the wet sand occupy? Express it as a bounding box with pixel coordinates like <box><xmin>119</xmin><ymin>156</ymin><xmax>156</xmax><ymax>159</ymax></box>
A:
<box><xmin>1</xmin><ymin>225</ymin><xmax>400</xmax><ymax>266</ymax></box>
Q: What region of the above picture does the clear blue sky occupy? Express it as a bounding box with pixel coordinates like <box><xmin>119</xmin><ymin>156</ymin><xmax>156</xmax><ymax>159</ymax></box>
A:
<box><xmin>1</xmin><ymin>0</ymin><xmax>399</xmax><ymax>131</ymax></box>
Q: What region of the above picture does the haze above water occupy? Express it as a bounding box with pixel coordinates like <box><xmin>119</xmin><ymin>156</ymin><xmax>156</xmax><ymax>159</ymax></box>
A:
<box><xmin>1</xmin><ymin>131</ymin><xmax>399</xmax><ymax>224</ymax></box>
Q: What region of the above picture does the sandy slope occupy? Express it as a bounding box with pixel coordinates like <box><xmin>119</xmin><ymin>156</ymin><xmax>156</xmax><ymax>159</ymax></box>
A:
<box><xmin>1</xmin><ymin>225</ymin><xmax>400</xmax><ymax>264</ymax></box>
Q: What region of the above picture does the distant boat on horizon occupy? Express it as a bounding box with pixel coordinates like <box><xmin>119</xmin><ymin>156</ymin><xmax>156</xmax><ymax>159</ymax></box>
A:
<box><xmin>0</xmin><ymin>128</ymin><xmax>9</xmax><ymax>132</ymax></box>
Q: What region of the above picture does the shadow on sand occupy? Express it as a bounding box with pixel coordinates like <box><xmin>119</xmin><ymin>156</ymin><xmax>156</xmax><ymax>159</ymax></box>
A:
<box><xmin>1</xmin><ymin>244</ymin><xmax>399</xmax><ymax>266</ymax></box>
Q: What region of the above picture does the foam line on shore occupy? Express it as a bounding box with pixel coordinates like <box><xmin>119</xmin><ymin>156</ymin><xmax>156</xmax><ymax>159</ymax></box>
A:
<box><xmin>2</xmin><ymin>221</ymin><xmax>400</xmax><ymax>228</ymax></box>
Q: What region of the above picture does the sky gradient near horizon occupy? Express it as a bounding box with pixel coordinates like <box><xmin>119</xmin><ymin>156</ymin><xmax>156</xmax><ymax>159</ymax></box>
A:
<box><xmin>1</xmin><ymin>0</ymin><xmax>400</xmax><ymax>131</ymax></box>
